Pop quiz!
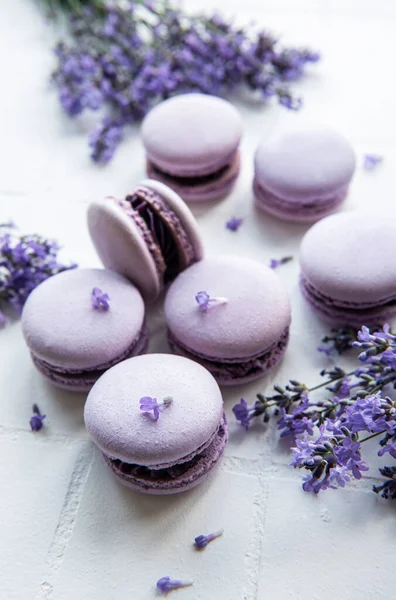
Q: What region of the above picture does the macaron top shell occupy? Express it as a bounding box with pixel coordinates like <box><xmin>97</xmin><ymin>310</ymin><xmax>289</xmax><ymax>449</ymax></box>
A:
<box><xmin>22</xmin><ymin>268</ymin><xmax>145</xmax><ymax>370</ymax></box>
<box><xmin>165</xmin><ymin>257</ymin><xmax>291</xmax><ymax>360</ymax></box>
<box><xmin>300</xmin><ymin>213</ymin><xmax>396</xmax><ymax>303</ymax></box>
<box><xmin>88</xmin><ymin>180</ymin><xmax>203</xmax><ymax>302</ymax></box>
<box><xmin>141</xmin><ymin>94</ymin><xmax>243</xmax><ymax>175</ymax></box>
<box><xmin>255</xmin><ymin>129</ymin><xmax>356</xmax><ymax>200</ymax></box>
<box><xmin>84</xmin><ymin>354</ymin><xmax>223</xmax><ymax>465</ymax></box>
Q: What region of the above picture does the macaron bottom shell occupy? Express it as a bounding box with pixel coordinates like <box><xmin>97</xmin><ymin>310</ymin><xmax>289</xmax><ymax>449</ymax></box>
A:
<box><xmin>167</xmin><ymin>327</ymin><xmax>290</xmax><ymax>386</ymax></box>
<box><xmin>103</xmin><ymin>412</ymin><xmax>228</xmax><ymax>495</ymax></box>
<box><xmin>31</xmin><ymin>324</ymin><xmax>149</xmax><ymax>392</ymax></box>
<box><xmin>253</xmin><ymin>178</ymin><xmax>348</xmax><ymax>223</ymax></box>
<box><xmin>146</xmin><ymin>152</ymin><xmax>241</xmax><ymax>202</ymax></box>
<box><xmin>300</xmin><ymin>276</ymin><xmax>396</xmax><ymax>327</ymax></box>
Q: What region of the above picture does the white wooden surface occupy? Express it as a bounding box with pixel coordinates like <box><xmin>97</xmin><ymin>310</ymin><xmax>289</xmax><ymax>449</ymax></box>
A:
<box><xmin>1</xmin><ymin>1</ymin><xmax>396</xmax><ymax>598</ymax></box>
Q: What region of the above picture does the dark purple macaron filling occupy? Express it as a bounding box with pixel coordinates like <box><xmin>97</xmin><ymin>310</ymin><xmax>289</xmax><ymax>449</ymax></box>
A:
<box><xmin>167</xmin><ymin>327</ymin><xmax>290</xmax><ymax>384</ymax></box>
<box><xmin>104</xmin><ymin>412</ymin><xmax>228</xmax><ymax>492</ymax></box>
<box><xmin>32</xmin><ymin>323</ymin><xmax>149</xmax><ymax>390</ymax></box>
<box><xmin>300</xmin><ymin>275</ymin><xmax>396</xmax><ymax>326</ymax></box>
<box><xmin>118</xmin><ymin>186</ymin><xmax>197</xmax><ymax>284</ymax></box>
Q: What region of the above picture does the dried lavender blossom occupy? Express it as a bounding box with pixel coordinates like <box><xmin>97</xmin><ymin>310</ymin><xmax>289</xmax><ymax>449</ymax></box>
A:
<box><xmin>226</xmin><ymin>217</ymin><xmax>243</xmax><ymax>232</ymax></box>
<box><xmin>363</xmin><ymin>154</ymin><xmax>383</xmax><ymax>171</ymax></box>
<box><xmin>91</xmin><ymin>287</ymin><xmax>110</xmax><ymax>310</ymax></box>
<box><xmin>233</xmin><ymin>324</ymin><xmax>396</xmax><ymax>498</ymax></box>
<box><xmin>30</xmin><ymin>404</ymin><xmax>46</xmax><ymax>432</ymax></box>
<box><xmin>195</xmin><ymin>291</ymin><xmax>228</xmax><ymax>312</ymax></box>
<box><xmin>0</xmin><ymin>225</ymin><xmax>76</xmax><ymax>325</ymax></box>
<box><xmin>269</xmin><ymin>256</ymin><xmax>293</xmax><ymax>269</ymax></box>
<box><xmin>139</xmin><ymin>395</ymin><xmax>173</xmax><ymax>421</ymax></box>
<box><xmin>194</xmin><ymin>529</ymin><xmax>223</xmax><ymax>549</ymax></box>
<box><xmin>156</xmin><ymin>577</ymin><xmax>193</xmax><ymax>594</ymax></box>
<box><xmin>51</xmin><ymin>1</ymin><xmax>319</xmax><ymax>163</ymax></box>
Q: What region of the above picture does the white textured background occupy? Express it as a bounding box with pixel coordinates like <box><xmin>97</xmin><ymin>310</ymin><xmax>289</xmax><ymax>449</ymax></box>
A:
<box><xmin>1</xmin><ymin>1</ymin><xmax>396</xmax><ymax>598</ymax></box>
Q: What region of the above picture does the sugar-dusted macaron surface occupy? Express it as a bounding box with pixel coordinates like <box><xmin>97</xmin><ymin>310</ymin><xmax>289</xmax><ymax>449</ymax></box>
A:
<box><xmin>21</xmin><ymin>268</ymin><xmax>147</xmax><ymax>391</ymax></box>
<box><xmin>84</xmin><ymin>354</ymin><xmax>227</xmax><ymax>494</ymax></box>
<box><xmin>141</xmin><ymin>93</ymin><xmax>243</xmax><ymax>202</ymax></box>
<box><xmin>88</xmin><ymin>180</ymin><xmax>203</xmax><ymax>302</ymax></box>
<box><xmin>299</xmin><ymin>212</ymin><xmax>396</xmax><ymax>326</ymax></box>
<box><xmin>164</xmin><ymin>256</ymin><xmax>291</xmax><ymax>385</ymax></box>
<box><xmin>254</xmin><ymin>128</ymin><xmax>356</xmax><ymax>222</ymax></box>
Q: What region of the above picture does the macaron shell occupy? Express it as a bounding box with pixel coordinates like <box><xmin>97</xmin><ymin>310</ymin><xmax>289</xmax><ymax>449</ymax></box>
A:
<box><xmin>87</xmin><ymin>199</ymin><xmax>161</xmax><ymax>301</ymax></box>
<box><xmin>141</xmin><ymin>93</ymin><xmax>243</xmax><ymax>175</ymax></box>
<box><xmin>299</xmin><ymin>213</ymin><xmax>396</xmax><ymax>304</ymax></box>
<box><xmin>140</xmin><ymin>179</ymin><xmax>204</xmax><ymax>260</ymax></box>
<box><xmin>164</xmin><ymin>257</ymin><xmax>291</xmax><ymax>360</ymax></box>
<box><xmin>84</xmin><ymin>354</ymin><xmax>224</xmax><ymax>466</ymax></box>
<box><xmin>254</xmin><ymin>129</ymin><xmax>356</xmax><ymax>200</ymax></box>
<box><xmin>21</xmin><ymin>268</ymin><xmax>145</xmax><ymax>370</ymax></box>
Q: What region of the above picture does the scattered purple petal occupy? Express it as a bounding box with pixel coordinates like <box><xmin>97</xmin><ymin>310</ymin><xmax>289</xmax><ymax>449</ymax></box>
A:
<box><xmin>194</xmin><ymin>529</ymin><xmax>223</xmax><ymax>549</ymax></box>
<box><xmin>30</xmin><ymin>404</ymin><xmax>46</xmax><ymax>432</ymax></box>
<box><xmin>195</xmin><ymin>291</ymin><xmax>228</xmax><ymax>312</ymax></box>
<box><xmin>156</xmin><ymin>577</ymin><xmax>193</xmax><ymax>594</ymax></box>
<box><xmin>226</xmin><ymin>217</ymin><xmax>243</xmax><ymax>232</ymax></box>
<box><xmin>91</xmin><ymin>287</ymin><xmax>110</xmax><ymax>310</ymax></box>
<box><xmin>139</xmin><ymin>395</ymin><xmax>173</xmax><ymax>421</ymax></box>
<box><xmin>269</xmin><ymin>256</ymin><xmax>293</xmax><ymax>269</ymax></box>
<box><xmin>363</xmin><ymin>154</ymin><xmax>383</xmax><ymax>171</ymax></box>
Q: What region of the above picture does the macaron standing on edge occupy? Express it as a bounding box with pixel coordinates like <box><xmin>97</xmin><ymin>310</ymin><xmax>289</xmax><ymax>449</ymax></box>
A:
<box><xmin>141</xmin><ymin>93</ymin><xmax>243</xmax><ymax>202</ymax></box>
<box><xmin>164</xmin><ymin>256</ymin><xmax>292</xmax><ymax>385</ymax></box>
<box><xmin>299</xmin><ymin>212</ymin><xmax>396</xmax><ymax>327</ymax></box>
<box><xmin>84</xmin><ymin>354</ymin><xmax>228</xmax><ymax>494</ymax></box>
<box><xmin>88</xmin><ymin>179</ymin><xmax>204</xmax><ymax>302</ymax></box>
<box><xmin>253</xmin><ymin>128</ymin><xmax>356</xmax><ymax>222</ymax></box>
<box><xmin>22</xmin><ymin>268</ymin><xmax>147</xmax><ymax>392</ymax></box>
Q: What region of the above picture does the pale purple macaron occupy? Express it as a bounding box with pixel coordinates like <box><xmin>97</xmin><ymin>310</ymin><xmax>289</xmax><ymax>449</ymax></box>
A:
<box><xmin>84</xmin><ymin>354</ymin><xmax>227</xmax><ymax>494</ymax></box>
<box><xmin>254</xmin><ymin>129</ymin><xmax>356</xmax><ymax>222</ymax></box>
<box><xmin>300</xmin><ymin>213</ymin><xmax>396</xmax><ymax>326</ymax></box>
<box><xmin>88</xmin><ymin>179</ymin><xmax>203</xmax><ymax>302</ymax></box>
<box><xmin>21</xmin><ymin>268</ymin><xmax>147</xmax><ymax>392</ymax></box>
<box><xmin>164</xmin><ymin>256</ymin><xmax>291</xmax><ymax>385</ymax></box>
<box><xmin>141</xmin><ymin>93</ymin><xmax>243</xmax><ymax>202</ymax></box>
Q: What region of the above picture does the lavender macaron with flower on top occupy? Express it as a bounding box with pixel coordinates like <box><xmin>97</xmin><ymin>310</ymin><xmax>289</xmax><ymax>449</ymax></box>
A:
<box><xmin>254</xmin><ymin>128</ymin><xmax>356</xmax><ymax>222</ymax></box>
<box><xmin>299</xmin><ymin>213</ymin><xmax>396</xmax><ymax>326</ymax></box>
<box><xmin>21</xmin><ymin>268</ymin><xmax>147</xmax><ymax>392</ymax></box>
<box><xmin>88</xmin><ymin>179</ymin><xmax>203</xmax><ymax>302</ymax></box>
<box><xmin>84</xmin><ymin>354</ymin><xmax>227</xmax><ymax>494</ymax></box>
<box><xmin>141</xmin><ymin>93</ymin><xmax>243</xmax><ymax>202</ymax></box>
<box><xmin>164</xmin><ymin>256</ymin><xmax>291</xmax><ymax>385</ymax></box>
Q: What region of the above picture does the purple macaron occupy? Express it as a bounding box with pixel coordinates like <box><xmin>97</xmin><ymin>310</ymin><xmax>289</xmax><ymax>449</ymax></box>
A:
<box><xmin>84</xmin><ymin>354</ymin><xmax>227</xmax><ymax>494</ymax></box>
<box><xmin>88</xmin><ymin>179</ymin><xmax>203</xmax><ymax>302</ymax></box>
<box><xmin>300</xmin><ymin>213</ymin><xmax>396</xmax><ymax>326</ymax></box>
<box><xmin>254</xmin><ymin>129</ymin><xmax>356</xmax><ymax>222</ymax></box>
<box><xmin>141</xmin><ymin>93</ymin><xmax>243</xmax><ymax>202</ymax></box>
<box><xmin>21</xmin><ymin>268</ymin><xmax>147</xmax><ymax>392</ymax></box>
<box><xmin>164</xmin><ymin>256</ymin><xmax>291</xmax><ymax>385</ymax></box>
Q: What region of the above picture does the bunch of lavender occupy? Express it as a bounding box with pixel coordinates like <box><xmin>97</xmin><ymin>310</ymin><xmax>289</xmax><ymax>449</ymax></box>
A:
<box><xmin>233</xmin><ymin>325</ymin><xmax>396</xmax><ymax>499</ymax></box>
<box><xmin>0</xmin><ymin>223</ymin><xmax>75</xmax><ymax>325</ymax></box>
<box><xmin>50</xmin><ymin>0</ymin><xmax>319</xmax><ymax>163</ymax></box>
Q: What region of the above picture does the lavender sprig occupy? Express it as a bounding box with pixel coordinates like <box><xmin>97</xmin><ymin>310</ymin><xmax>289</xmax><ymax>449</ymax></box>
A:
<box><xmin>51</xmin><ymin>1</ymin><xmax>319</xmax><ymax>163</ymax></box>
<box><xmin>233</xmin><ymin>324</ymin><xmax>396</xmax><ymax>498</ymax></box>
<box><xmin>0</xmin><ymin>225</ymin><xmax>75</xmax><ymax>325</ymax></box>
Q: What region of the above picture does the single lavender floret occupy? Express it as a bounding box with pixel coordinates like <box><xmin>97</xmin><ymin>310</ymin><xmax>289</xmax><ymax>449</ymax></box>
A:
<box><xmin>156</xmin><ymin>577</ymin><xmax>193</xmax><ymax>594</ymax></box>
<box><xmin>195</xmin><ymin>291</ymin><xmax>228</xmax><ymax>312</ymax></box>
<box><xmin>91</xmin><ymin>287</ymin><xmax>110</xmax><ymax>310</ymax></box>
<box><xmin>139</xmin><ymin>395</ymin><xmax>173</xmax><ymax>421</ymax></box>
<box><xmin>30</xmin><ymin>404</ymin><xmax>46</xmax><ymax>432</ymax></box>
<box><xmin>269</xmin><ymin>256</ymin><xmax>293</xmax><ymax>269</ymax></box>
<box><xmin>194</xmin><ymin>528</ymin><xmax>223</xmax><ymax>549</ymax></box>
<box><xmin>363</xmin><ymin>154</ymin><xmax>383</xmax><ymax>171</ymax></box>
<box><xmin>225</xmin><ymin>217</ymin><xmax>243</xmax><ymax>232</ymax></box>
<box><xmin>232</xmin><ymin>398</ymin><xmax>267</xmax><ymax>430</ymax></box>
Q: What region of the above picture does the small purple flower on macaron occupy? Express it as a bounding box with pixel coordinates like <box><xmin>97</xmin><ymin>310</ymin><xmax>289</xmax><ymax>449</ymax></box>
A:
<box><xmin>30</xmin><ymin>404</ymin><xmax>46</xmax><ymax>432</ymax></box>
<box><xmin>195</xmin><ymin>291</ymin><xmax>228</xmax><ymax>312</ymax></box>
<box><xmin>91</xmin><ymin>287</ymin><xmax>110</xmax><ymax>310</ymax></box>
<box><xmin>139</xmin><ymin>395</ymin><xmax>173</xmax><ymax>421</ymax></box>
<box><xmin>363</xmin><ymin>154</ymin><xmax>383</xmax><ymax>171</ymax></box>
<box><xmin>156</xmin><ymin>577</ymin><xmax>193</xmax><ymax>594</ymax></box>
<box><xmin>269</xmin><ymin>256</ymin><xmax>293</xmax><ymax>269</ymax></box>
<box><xmin>194</xmin><ymin>528</ymin><xmax>223</xmax><ymax>550</ymax></box>
<box><xmin>226</xmin><ymin>217</ymin><xmax>243</xmax><ymax>232</ymax></box>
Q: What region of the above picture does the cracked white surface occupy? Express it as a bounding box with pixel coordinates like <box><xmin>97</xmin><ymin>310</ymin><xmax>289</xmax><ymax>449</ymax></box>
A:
<box><xmin>1</xmin><ymin>1</ymin><xmax>396</xmax><ymax>599</ymax></box>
